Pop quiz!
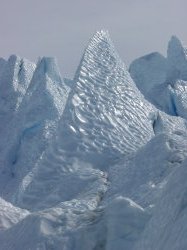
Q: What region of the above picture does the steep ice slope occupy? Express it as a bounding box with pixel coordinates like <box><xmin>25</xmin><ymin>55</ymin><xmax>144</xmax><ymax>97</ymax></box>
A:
<box><xmin>0</xmin><ymin>57</ymin><xmax>69</xmax><ymax>201</ymax></box>
<box><xmin>15</xmin><ymin>30</ymin><xmax>156</xmax><ymax>211</ymax></box>
<box><xmin>130</xmin><ymin>36</ymin><xmax>187</xmax><ymax>118</ymax></box>
<box><xmin>167</xmin><ymin>35</ymin><xmax>187</xmax><ymax>81</ymax></box>
<box><xmin>0</xmin><ymin>55</ymin><xmax>36</xmax><ymax>182</ymax></box>
<box><xmin>107</xmin><ymin>130</ymin><xmax>187</xmax><ymax>207</ymax></box>
<box><xmin>75</xmin><ymin>119</ymin><xmax>187</xmax><ymax>250</ymax></box>
<box><xmin>0</xmin><ymin>55</ymin><xmax>35</xmax><ymax>127</ymax></box>
<box><xmin>0</xmin><ymin>55</ymin><xmax>36</xmax><ymax>173</ymax></box>
<box><xmin>68</xmin><ymin>30</ymin><xmax>154</xmax><ymax>160</ymax></box>
<box><xmin>134</xmin><ymin>158</ymin><xmax>187</xmax><ymax>250</ymax></box>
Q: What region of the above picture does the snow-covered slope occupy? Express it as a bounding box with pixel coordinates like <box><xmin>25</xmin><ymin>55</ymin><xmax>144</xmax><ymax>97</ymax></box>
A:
<box><xmin>0</xmin><ymin>31</ymin><xmax>187</xmax><ymax>250</ymax></box>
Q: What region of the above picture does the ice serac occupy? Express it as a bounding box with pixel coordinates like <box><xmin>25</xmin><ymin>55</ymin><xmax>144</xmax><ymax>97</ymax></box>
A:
<box><xmin>130</xmin><ymin>36</ymin><xmax>187</xmax><ymax>119</ymax></box>
<box><xmin>0</xmin><ymin>57</ymin><xmax>69</xmax><ymax>201</ymax></box>
<box><xmin>15</xmin><ymin>30</ymin><xmax>155</xmax><ymax>211</ymax></box>
<box><xmin>129</xmin><ymin>52</ymin><xmax>167</xmax><ymax>94</ymax></box>
<box><xmin>167</xmin><ymin>35</ymin><xmax>187</xmax><ymax>81</ymax></box>
<box><xmin>21</xmin><ymin>57</ymin><xmax>68</xmax><ymax>124</ymax></box>
<box><xmin>62</xmin><ymin>30</ymin><xmax>154</xmax><ymax>162</ymax></box>
<box><xmin>0</xmin><ymin>55</ymin><xmax>36</xmax><ymax>132</ymax></box>
<box><xmin>14</xmin><ymin>57</ymin><xmax>69</xmax><ymax>170</ymax></box>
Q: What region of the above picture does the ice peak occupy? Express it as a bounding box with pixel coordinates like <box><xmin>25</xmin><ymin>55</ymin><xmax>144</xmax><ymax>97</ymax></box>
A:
<box><xmin>169</xmin><ymin>35</ymin><xmax>181</xmax><ymax>45</ymax></box>
<box><xmin>167</xmin><ymin>35</ymin><xmax>187</xmax><ymax>81</ymax></box>
<box><xmin>8</xmin><ymin>54</ymin><xmax>20</xmax><ymax>65</ymax></box>
<box><xmin>92</xmin><ymin>29</ymin><xmax>110</xmax><ymax>40</ymax></box>
<box><xmin>167</xmin><ymin>35</ymin><xmax>186</xmax><ymax>59</ymax></box>
<box><xmin>88</xmin><ymin>29</ymin><xmax>113</xmax><ymax>49</ymax></box>
<box><xmin>74</xmin><ymin>29</ymin><xmax>123</xmax><ymax>81</ymax></box>
<box><xmin>33</xmin><ymin>57</ymin><xmax>62</xmax><ymax>83</ymax></box>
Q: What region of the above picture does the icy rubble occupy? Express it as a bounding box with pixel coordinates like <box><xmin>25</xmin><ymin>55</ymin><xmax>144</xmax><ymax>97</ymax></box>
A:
<box><xmin>0</xmin><ymin>31</ymin><xmax>187</xmax><ymax>249</ymax></box>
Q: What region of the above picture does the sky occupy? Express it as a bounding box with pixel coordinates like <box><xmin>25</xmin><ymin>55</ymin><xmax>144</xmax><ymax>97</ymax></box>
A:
<box><xmin>0</xmin><ymin>0</ymin><xmax>186</xmax><ymax>78</ymax></box>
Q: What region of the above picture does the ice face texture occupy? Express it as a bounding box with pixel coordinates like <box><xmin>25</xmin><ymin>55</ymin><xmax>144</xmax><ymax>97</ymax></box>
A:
<box><xmin>54</xmin><ymin>30</ymin><xmax>154</xmax><ymax>164</ymax></box>
<box><xmin>15</xmin><ymin>30</ymin><xmax>155</xmax><ymax>212</ymax></box>
<box><xmin>0</xmin><ymin>31</ymin><xmax>187</xmax><ymax>250</ymax></box>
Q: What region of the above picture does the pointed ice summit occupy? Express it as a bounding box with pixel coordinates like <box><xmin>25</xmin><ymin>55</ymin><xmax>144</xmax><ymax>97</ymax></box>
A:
<box><xmin>56</xmin><ymin>30</ymin><xmax>155</xmax><ymax>162</ymax></box>
<box><xmin>167</xmin><ymin>35</ymin><xmax>187</xmax><ymax>81</ymax></box>
<box><xmin>14</xmin><ymin>30</ymin><xmax>156</xmax><ymax>211</ymax></box>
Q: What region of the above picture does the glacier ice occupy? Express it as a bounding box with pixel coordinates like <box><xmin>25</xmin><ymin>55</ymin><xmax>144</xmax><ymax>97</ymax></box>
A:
<box><xmin>0</xmin><ymin>56</ymin><xmax>69</xmax><ymax>202</ymax></box>
<box><xmin>0</xmin><ymin>31</ymin><xmax>187</xmax><ymax>249</ymax></box>
<box><xmin>134</xmin><ymin>159</ymin><xmax>187</xmax><ymax>250</ymax></box>
<box><xmin>129</xmin><ymin>52</ymin><xmax>167</xmax><ymax>94</ymax></box>
<box><xmin>14</xmin><ymin>30</ymin><xmax>156</xmax><ymax>212</ymax></box>
<box><xmin>167</xmin><ymin>35</ymin><xmax>187</xmax><ymax>81</ymax></box>
<box><xmin>0</xmin><ymin>55</ymin><xmax>35</xmax><ymax>132</ymax></box>
<box><xmin>130</xmin><ymin>35</ymin><xmax>187</xmax><ymax>119</ymax></box>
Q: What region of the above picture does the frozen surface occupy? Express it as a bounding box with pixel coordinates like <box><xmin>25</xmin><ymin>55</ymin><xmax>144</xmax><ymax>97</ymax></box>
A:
<box><xmin>129</xmin><ymin>52</ymin><xmax>167</xmax><ymax>94</ymax></box>
<box><xmin>130</xmin><ymin>36</ymin><xmax>187</xmax><ymax>119</ymax></box>
<box><xmin>0</xmin><ymin>31</ymin><xmax>187</xmax><ymax>249</ymax></box>
<box><xmin>15</xmin><ymin>30</ymin><xmax>155</xmax><ymax>211</ymax></box>
<box><xmin>0</xmin><ymin>55</ymin><xmax>36</xmax><ymax>132</ymax></box>
<box><xmin>134</xmin><ymin>159</ymin><xmax>187</xmax><ymax>250</ymax></box>
<box><xmin>0</xmin><ymin>57</ymin><xmax>69</xmax><ymax>202</ymax></box>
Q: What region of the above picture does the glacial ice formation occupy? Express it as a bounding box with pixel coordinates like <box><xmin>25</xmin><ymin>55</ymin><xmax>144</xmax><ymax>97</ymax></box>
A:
<box><xmin>0</xmin><ymin>31</ymin><xmax>187</xmax><ymax>250</ymax></box>
<box><xmin>130</xmin><ymin>35</ymin><xmax>187</xmax><ymax>119</ymax></box>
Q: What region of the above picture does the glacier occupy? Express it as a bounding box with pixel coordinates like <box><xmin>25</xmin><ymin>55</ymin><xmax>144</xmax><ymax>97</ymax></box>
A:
<box><xmin>0</xmin><ymin>30</ymin><xmax>187</xmax><ymax>249</ymax></box>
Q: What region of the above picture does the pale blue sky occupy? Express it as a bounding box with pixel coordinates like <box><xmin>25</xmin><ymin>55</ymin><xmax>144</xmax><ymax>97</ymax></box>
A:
<box><xmin>0</xmin><ymin>0</ymin><xmax>186</xmax><ymax>77</ymax></box>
